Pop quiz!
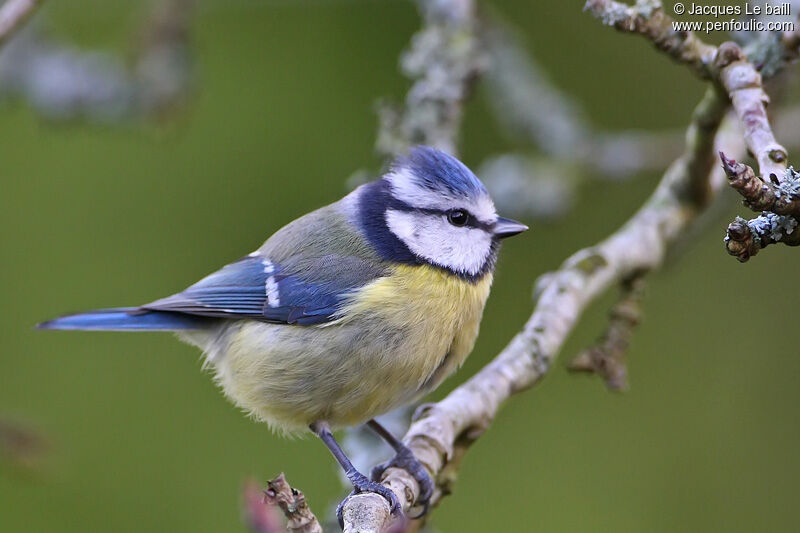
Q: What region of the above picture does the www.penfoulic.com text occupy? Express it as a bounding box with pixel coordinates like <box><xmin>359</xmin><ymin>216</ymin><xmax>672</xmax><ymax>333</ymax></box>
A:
<box><xmin>671</xmin><ymin>2</ymin><xmax>795</xmax><ymax>34</ymax></box>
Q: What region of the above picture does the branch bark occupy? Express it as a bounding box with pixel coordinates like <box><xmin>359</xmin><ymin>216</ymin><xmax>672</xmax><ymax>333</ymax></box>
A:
<box><xmin>375</xmin><ymin>0</ymin><xmax>485</xmax><ymax>157</ymax></box>
<box><xmin>264</xmin><ymin>473</ymin><xmax>324</xmax><ymax>533</ymax></box>
<box><xmin>715</xmin><ymin>42</ymin><xmax>788</xmax><ymax>180</ymax></box>
<box><xmin>568</xmin><ymin>274</ymin><xmax>647</xmax><ymax>391</ymax></box>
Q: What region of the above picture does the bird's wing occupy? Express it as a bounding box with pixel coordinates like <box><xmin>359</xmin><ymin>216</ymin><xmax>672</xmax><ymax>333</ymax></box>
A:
<box><xmin>141</xmin><ymin>252</ymin><xmax>386</xmax><ymax>326</ymax></box>
<box><xmin>143</xmin><ymin>194</ymin><xmax>391</xmax><ymax>325</ymax></box>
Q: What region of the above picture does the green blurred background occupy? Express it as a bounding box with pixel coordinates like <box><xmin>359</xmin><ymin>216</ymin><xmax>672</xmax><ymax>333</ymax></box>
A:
<box><xmin>2</xmin><ymin>0</ymin><xmax>799</xmax><ymax>531</ymax></box>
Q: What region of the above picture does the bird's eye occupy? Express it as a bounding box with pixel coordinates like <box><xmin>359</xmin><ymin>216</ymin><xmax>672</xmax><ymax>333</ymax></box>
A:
<box><xmin>447</xmin><ymin>209</ymin><xmax>469</xmax><ymax>227</ymax></box>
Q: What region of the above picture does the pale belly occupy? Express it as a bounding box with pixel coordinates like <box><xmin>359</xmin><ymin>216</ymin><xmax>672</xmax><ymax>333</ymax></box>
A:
<box><xmin>197</xmin><ymin>265</ymin><xmax>492</xmax><ymax>433</ymax></box>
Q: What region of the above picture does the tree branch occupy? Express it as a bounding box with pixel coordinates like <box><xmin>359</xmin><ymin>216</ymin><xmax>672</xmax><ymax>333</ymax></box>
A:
<box><xmin>341</xmin><ymin>83</ymin><xmax>738</xmax><ymax>532</ymax></box>
<box><xmin>584</xmin><ymin>0</ymin><xmax>799</xmax><ymax>261</ymax></box>
<box><xmin>339</xmin><ymin>2</ymin><xmax>751</xmax><ymax>530</ymax></box>
<box><xmin>274</xmin><ymin>1</ymin><xmax>791</xmax><ymax>530</ymax></box>
<box><xmin>715</xmin><ymin>42</ymin><xmax>788</xmax><ymax>179</ymax></box>
<box><xmin>568</xmin><ymin>273</ymin><xmax>647</xmax><ymax>391</ymax></box>
<box><xmin>585</xmin><ymin>0</ymin><xmax>789</xmax><ymax>176</ymax></box>
<box><xmin>375</xmin><ymin>0</ymin><xmax>485</xmax><ymax>157</ymax></box>
<box><xmin>584</xmin><ymin>0</ymin><xmax>717</xmax><ymax>77</ymax></box>
<box><xmin>724</xmin><ymin>211</ymin><xmax>800</xmax><ymax>260</ymax></box>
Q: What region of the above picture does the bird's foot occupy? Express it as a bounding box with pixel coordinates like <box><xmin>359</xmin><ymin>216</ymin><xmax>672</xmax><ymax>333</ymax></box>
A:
<box><xmin>336</xmin><ymin>469</ymin><xmax>402</xmax><ymax>529</ymax></box>
<box><xmin>371</xmin><ymin>446</ymin><xmax>433</xmax><ymax>519</ymax></box>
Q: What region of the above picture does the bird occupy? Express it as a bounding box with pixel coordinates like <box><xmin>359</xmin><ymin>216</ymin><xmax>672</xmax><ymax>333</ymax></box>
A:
<box><xmin>38</xmin><ymin>145</ymin><xmax>528</xmax><ymax>524</ymax></box>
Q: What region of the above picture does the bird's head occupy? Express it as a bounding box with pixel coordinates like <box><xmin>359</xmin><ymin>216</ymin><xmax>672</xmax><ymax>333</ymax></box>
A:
<box><xmin>357</xmin><ymin>146</ymin><xmax>528</xmax><ymax>280</ymax></box>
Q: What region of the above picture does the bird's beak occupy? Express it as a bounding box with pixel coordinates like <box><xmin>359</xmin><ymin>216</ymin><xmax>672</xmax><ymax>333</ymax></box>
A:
<box><xmin>493</xmin><ymin>216</ymin><xmax>529</xmax><ymax>239</ymax></box>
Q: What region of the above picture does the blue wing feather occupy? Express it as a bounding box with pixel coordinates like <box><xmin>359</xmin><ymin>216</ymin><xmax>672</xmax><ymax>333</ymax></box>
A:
<box><xmin>37</xmin><ymin>307</ymin><xmax>210</xmax><ymax>331</ymax></box>
<box><xmin>142</xmin><ymin>254</ymin><xmax>381</xmax><ymax>325</ymax></box>
<box><xmin>40</xmin><ymin>200</ymin><xmax>390</xmax><ymax>331</ymax></box>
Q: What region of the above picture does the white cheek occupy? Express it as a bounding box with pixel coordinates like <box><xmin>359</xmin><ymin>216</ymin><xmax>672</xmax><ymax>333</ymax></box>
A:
<box><xmin>385</xmin><ymin>210</ymin><xmax>492</xmax><ymax>276</ymax></box>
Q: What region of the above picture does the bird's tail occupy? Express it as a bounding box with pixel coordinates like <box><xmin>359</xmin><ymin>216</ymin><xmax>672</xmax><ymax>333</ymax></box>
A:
<box><xmin>36</xmin><ymin>307</ymin><xmax>207</xmax><ymax>331</ymax></box>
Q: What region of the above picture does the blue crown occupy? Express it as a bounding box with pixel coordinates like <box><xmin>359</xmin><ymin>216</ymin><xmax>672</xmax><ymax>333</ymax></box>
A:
<box><xmin>392</xmin><ymin>146</ymin><xmax>487</xmax><ymax>198</ymax></box>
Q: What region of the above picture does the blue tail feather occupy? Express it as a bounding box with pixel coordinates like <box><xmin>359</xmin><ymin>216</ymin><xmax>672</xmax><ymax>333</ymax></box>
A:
<box><xmin>37</xmin><ymin>308</ymin><xmax>208</xmax><ymax>331</ymax></box>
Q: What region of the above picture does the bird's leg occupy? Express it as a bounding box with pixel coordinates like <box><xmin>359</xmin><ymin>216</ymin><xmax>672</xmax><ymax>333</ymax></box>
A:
<box><xmin>309</xmin><ymin>421</ymin><xmax>401</xmax><ymax>528</ymax></box>
<box><xmin>366</xmin><ymin>418</ymin><xmax>434</xmax><ymax>518</ymax></box>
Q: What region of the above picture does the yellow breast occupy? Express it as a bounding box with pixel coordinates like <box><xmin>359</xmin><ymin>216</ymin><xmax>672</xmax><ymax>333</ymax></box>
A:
<box><xmin>214</xmin><ymin>263</ymin><xmax>494</xmax><ymax>432</ymax></box>
<box><xmin>338</xmin><ymin>263</ymin><xmax>493</xmax><ymax>393</ymax></box>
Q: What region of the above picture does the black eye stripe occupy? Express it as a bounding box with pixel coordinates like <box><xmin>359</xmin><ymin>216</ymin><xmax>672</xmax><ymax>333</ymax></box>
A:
<box><xmin>385</xmin><ymin>196</ymin><xmax>494</xmax><ymax>231</ymax></box>
<box><xmin>396</xmin><ymin>206</ymin><xmax>492</xmax><ymax>231</ymax></box>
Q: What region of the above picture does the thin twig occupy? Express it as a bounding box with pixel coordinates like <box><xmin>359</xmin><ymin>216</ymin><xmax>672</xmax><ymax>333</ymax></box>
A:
<box><xmin>569</xmin><ymin>274</ymin><xmax>647</xmax><ymax>391</ymax></box>
<box><xmin>243</xmin><ymin>479</ymin><xmax>285</xmax><ymax>533</ymax></box>
<box><xmin>264</xmin><ymin>473</ymin><xmax>324</xmax><ymax>533</ymax></box>
<box><xmin>720</xmin><ymin>154</ymin><xmax>800</xmax><ymax>216</ymax></box>
<box><xmin>584</xmin><ymin>0</ymin><xmax>717</xmax><ymax>77</ymax></box>
<box><xmin>724</xmin><ymin>212</ymin><xmax>800</xmax><ymax>261</ymax></box>
<box><xmin>0</xmin><ymin>0</ymin><xmax>42</xmax><ymax>47</ymax></box>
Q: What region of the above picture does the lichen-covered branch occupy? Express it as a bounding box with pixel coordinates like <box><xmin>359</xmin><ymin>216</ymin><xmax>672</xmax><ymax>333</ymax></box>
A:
<box><xmin>704</xmin><ymin>41</ymin><xmax>798</xmax><ymax>259</ymax></box>
<box><xmin>720</xmin><ymin>153</ymin><xmax>800</xmax><ymax>216</ymax></box>
<box><xmin>719</xmin><ymin>153</ymin><xmax>800</xmax><ymax>260</ymax></box>
<box><xmin>375</xmin><ymin>0</ymin><xmax>486</xmax><ymax>157</ymax></box>
<box><xmin>584</xmin><ymin>0</ymin><xmax>799</xmax><ymax>261</ymax></box>
<box><xmin>584</xmin><ymin>0</ymin><xmax>717</xmax><ymax>77</ymax></box>
<box><xmin>0</xmin><ymin>0</ymin><xmax>42</xmax><ymax>47</ymax></box>
<box><xmin>724</xmin><ymin>212</ymin><xmax>800</xmax><ymax>261</ymax></box>
<box><xmin>341</xmin><ymin>82</ymin><xmax>738</xmax><ymax>531</ymax></box>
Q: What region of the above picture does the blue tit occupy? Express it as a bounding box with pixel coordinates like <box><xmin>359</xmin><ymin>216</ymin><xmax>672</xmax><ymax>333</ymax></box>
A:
<box><xmin>38</xmin><ymin>145</ymin><xmax>527</xmax><ymax>520</ymax></box>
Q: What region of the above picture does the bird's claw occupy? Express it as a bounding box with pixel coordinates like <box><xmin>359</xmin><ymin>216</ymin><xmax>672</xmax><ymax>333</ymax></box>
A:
<box><xmin>371</xmin><ymin>447</ymin><xmax>434</xmax><ymax>519</ymax></box>
<box><xmin>336</xmin><ymin>470</ymin><xmax>402</xmax><ymax>529</ymax></box>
